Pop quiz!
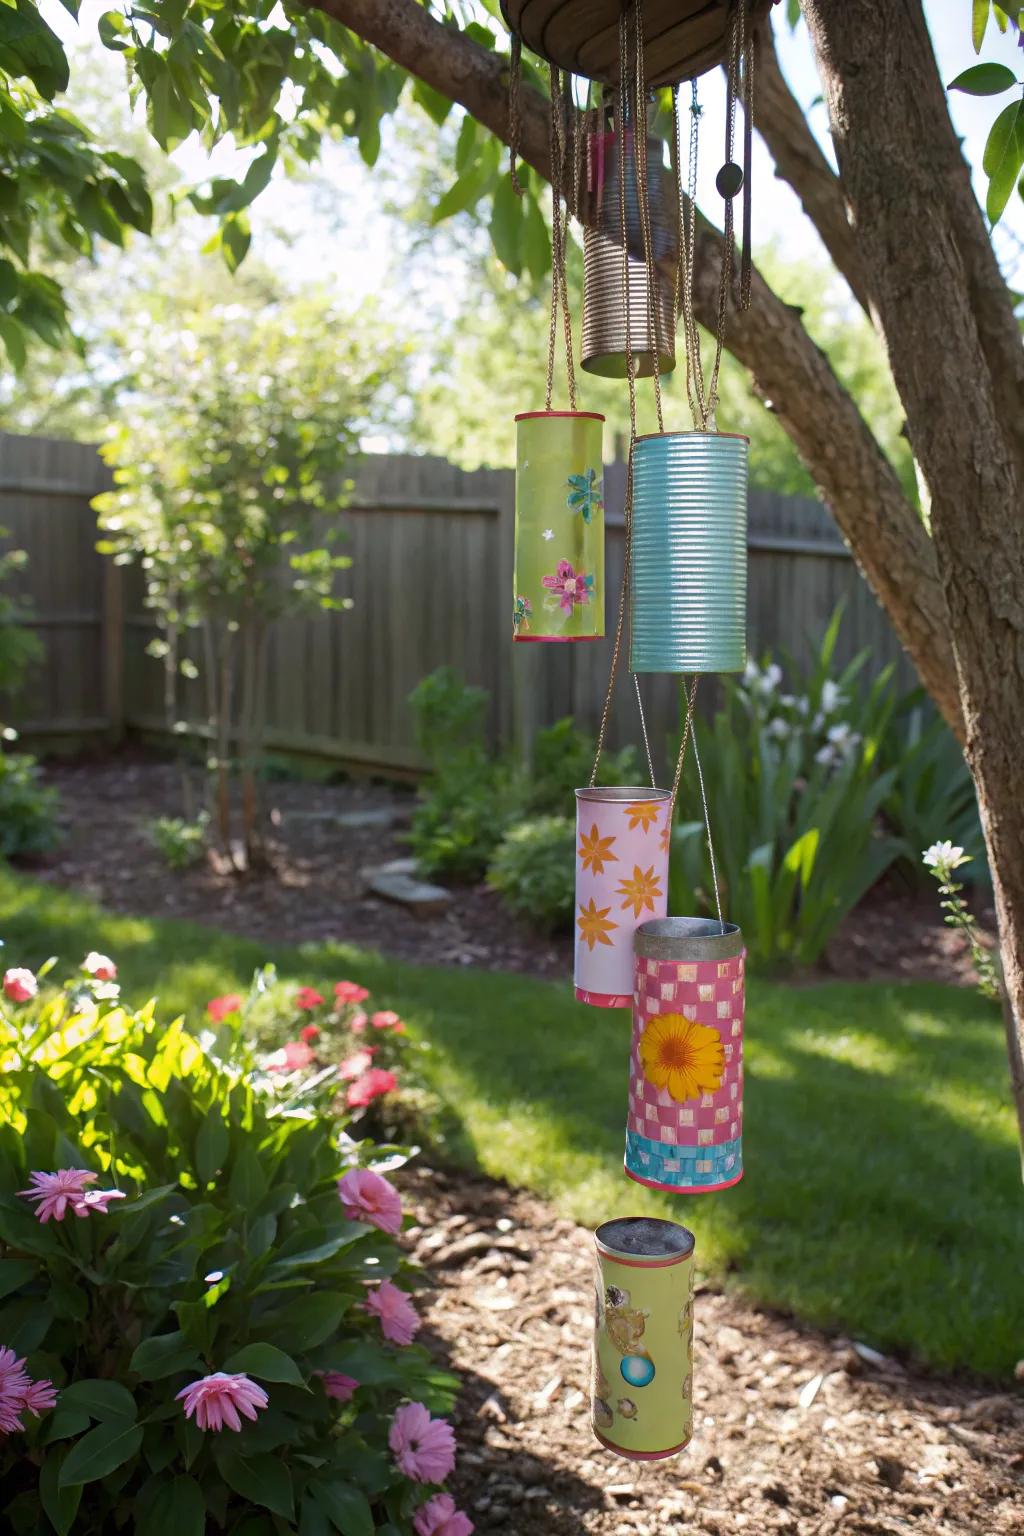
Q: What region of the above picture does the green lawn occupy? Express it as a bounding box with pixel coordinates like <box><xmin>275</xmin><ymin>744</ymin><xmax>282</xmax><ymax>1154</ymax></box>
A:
<box><xmin>2</xmin><ymin>869</ymin><xmax>1021</xmax><ymax>1377</ymax></box>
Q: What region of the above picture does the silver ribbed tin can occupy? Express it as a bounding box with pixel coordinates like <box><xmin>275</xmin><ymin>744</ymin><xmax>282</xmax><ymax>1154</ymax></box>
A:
<box><xmin>630</xmin><ymin>431</ymin><xmax>748</xmax><ymax>674</ymax></box>
<box><xmin>582</xmin><ymin>129</ymin><xmax>676</xmax><ymax>380</ymax></box>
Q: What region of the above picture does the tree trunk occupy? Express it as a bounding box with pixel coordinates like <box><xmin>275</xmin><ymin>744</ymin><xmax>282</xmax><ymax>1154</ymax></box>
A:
<box><xmin>801</xmin><ymin>0</ymin><xmax>1024</xmax><ymax>1155</ymax></box>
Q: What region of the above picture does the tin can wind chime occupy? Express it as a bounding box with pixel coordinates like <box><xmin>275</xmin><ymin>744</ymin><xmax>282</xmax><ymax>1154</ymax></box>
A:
<box><xmin>510</xmin><ymin>53</ymin><xmax>605</xmax><ymax>644</ymax></box>
<box><xmin>575</xmin><ymin>784</ymin><xmax>670</xmax><ymax>1007</ymax></box>
<box><xmin>592</xmin><ymin>1216</ymin><xmax>695</xmax><ymax>1460</ymax></box>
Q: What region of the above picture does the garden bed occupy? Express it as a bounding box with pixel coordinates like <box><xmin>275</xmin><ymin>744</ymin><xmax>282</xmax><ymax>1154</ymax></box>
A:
<box><xmin>34</xmin><ymin>751</ymin><xmax>992</xmax><ymax>988</ymax></box>
<box><xmin>409</xmin><ymin>1164</ymin><xmax>1024</xmax><ymax>1535</ymax></box>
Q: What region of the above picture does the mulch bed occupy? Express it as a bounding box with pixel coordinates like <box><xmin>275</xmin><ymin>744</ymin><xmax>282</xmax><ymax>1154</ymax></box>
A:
<box><xmin>30</xmin><ymin>752</ymin><xmax>995</xmax><ymax>987</ymax></box>
<box><xmin>407</xmin><ymin>1165</ymin><xmax>1024</xmax><ymax>1536</ymax></box>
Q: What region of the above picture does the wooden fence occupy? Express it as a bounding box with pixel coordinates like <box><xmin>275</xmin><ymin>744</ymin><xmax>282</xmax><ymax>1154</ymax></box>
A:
<box><xmin>0</xmin><ymin>429</ymin><xmax>919</xmax><ymax>775</ymax></box>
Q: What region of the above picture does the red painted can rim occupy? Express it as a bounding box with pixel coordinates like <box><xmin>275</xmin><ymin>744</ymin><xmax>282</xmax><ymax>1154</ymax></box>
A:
<box><xmin>592</xmin><ymin>1427</ymin><xmax>692</xmax><ymax>1462</ymax></box>
<box><xmin>575</xmin><ymin>987</ymin><xmax>632</xmax><ymax>1008</ymax></box>
<box><xmin>624</xmin><ymin>1164</ymin><xmax>744</xmax><ymax>1196</ymax></box>
<box><xmin>515</xmin><ymin>409</ymin><xmax>606</xmax><ymax>421</ymax></box>
<box><xmin>514</xmin><ymin>634</ymin><xmax>603</xmax><ymax>644</ymax></box>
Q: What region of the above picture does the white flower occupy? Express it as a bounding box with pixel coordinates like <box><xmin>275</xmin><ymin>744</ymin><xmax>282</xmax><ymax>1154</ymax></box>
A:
<box><xmin>767</xmin><ymin>718</ymin><xmax>791</xmax><ymax>741</ymax></box>
<box><xmin>764</xmin><ymin>663</ymin><xmax>783</xmax><ymax>690</ymax></box>
<box><xmin>923</xmin><ymin>841</ymin><xmax>970</xmax><ymax>870</ymax></box>
<box><xmin>820</xmin><ymin>680</ymin><xmax>846</xmax><ymax>715</ymax></box>
<box><xmin>794</xmin><ymin>696</ymin><xmax>810</xmax><ymax>717</ymax></box>
<box><xmin>743</xmin><ymin>659</ymin><xmax>760</xmax><ymax>687</ymax></box>
<box><xmin>542</xmin><ymin>528</ymin><xmax>554</xmax><ymax>541</ymax></box>
<box><xmin>811</xmin><ymin>712</ymin><xmax>824</xmax><ymax>733</ymax></box>
<box><xmin>814</xmin><ymin>744</ymin><xmax>836</xmax><ymax>766</ymax></box>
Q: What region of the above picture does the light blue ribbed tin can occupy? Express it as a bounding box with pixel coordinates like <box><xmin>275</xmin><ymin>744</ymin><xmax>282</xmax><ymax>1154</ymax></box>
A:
<box><xmin>630</xmin><ymin>431</ymin><xmax>748</xmax><ymax>674</ymax></box>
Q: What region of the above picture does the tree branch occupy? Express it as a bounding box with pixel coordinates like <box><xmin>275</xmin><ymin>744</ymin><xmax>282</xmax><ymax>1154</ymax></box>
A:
<box><xmin>752</xmin><ymin>19</ymin><xmax>870</xmax><ymax>314</ymax></box>
<box><xmin>306</xmin><ymin>0</ymin><xmax>962</xmax><ymax>734</ymax></box>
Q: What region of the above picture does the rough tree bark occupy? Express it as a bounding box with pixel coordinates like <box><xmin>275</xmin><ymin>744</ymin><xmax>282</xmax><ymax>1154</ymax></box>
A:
<box><xmin>801</xmin><ymin>0</ymin><xmax>1024</xmax><ymax>1152</ymax></box>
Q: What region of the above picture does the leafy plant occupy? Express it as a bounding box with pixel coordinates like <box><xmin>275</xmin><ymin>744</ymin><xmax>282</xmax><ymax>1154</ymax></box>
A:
<box><xmin>0</xmin><ymin>961</ymin><xmax>464</xmax><ymax>1535</ymax></box>
<box><xmin>669</xmin><ymin>614</ymin><xmax>908</xmax><ymax>968</ymax></box>
<box><xmin>488</xmin><ymin>816</ymin><xmax>576</xmax><ymax>934</ymax></box>
<box><xmin>922</xmin><ymin>840</ymin><xmax>1001</xmax><ymax>1002</ymax></box>
<box><xmin>947</xmin><ymin>3</ymin><xmax>1023</xmax><ymax>225</ymax></box>
<box><xmin>0</xmin><ymin>752</ymin><xmax>59</xmax><ymax>861</ymax></box>
<box><xmin>0</xmin><ymin>532</ymin><xmax>42</xmax><ymax>700</ymax></box>
<box><xmin>877</xmin><ymin>694</ymin><xmax>987</xmax><ymax>884</ymax></box>
<box><xmin>526</xmin><ymin>718</ymin><xmax>640</xmax><ymax>817</ymax></box>
<box><xmin>148</xmin><ymin>814</ymin><xmax>208</xmax><ymax>872</ymax></box>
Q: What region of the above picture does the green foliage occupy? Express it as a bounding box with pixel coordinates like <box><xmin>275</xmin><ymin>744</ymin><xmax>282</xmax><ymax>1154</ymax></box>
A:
<box><xmin>949</xmin><ymin>2</ymin><xmax>1023</xmax><ymax>224</ymax></box>
<box><xmin>0</xmin><ymin>530</ymin><xmax>41</xmax><ymax>698</ymax></box>
<box><xmin>488</xmin><ymin>816</ymin><xmax>576</xmax><ymax>934</ymax></box>
<box><xmin>670</xmin><ymin>612</ymin><xmax>908</xmax><ymax>968</ymax></box>
<box><xmin>526</xmin><ymin>718</ymin><xmax>639</xmax><ymax>816</ymax></box>
<box><xmin>0</xmin><ymin>751</ymin><xmax>59</xmax><ymax>861</ymax></box>
<box><xmin>148</xmin><ymin>814</ymin><xmax>208</xmax><ymax>872</ymax></box>
<box><xmin>877</xmin><ymin>694</ymin><xmax>986</xmax><ymax>884</ymax></box>
<box><xmin>0</xmin><ymin>970</ymin><xmax>457</xmax><ymax>1534</ymax></box>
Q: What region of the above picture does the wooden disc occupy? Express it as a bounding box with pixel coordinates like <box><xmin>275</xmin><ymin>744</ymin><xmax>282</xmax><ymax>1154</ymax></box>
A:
<box><xmin>500</xmin><ymin>0</ymin><xmax>772</xmax><ymax>87</ymax></box>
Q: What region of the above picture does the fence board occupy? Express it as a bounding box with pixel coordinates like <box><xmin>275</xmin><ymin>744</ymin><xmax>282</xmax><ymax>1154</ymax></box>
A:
<box><xmin>0</xmin><ymin>430</ymin><xmax>921</xmax><ymax>772</ymax></box>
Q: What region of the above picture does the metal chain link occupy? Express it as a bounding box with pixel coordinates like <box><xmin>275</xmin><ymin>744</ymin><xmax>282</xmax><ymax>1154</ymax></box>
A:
<box><xmin>692</xmin><ymin>719</ymin><xmax>725</xmax><ymax>932</ymax></box>
<box><xmin>509</xmin><ymin>31</ymin><xmax>524</xmax><ymax>198</ymax></box>
<box><xmin>741</xmin><ymin>8</ymin><xmax>754</xmax><ymax>311</ymax></box>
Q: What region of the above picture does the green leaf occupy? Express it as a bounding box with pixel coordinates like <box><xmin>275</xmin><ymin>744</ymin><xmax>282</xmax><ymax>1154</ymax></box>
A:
<box><xmin>785</xmin><ymin>0</ymin><xmax>801</xmax><ymax>26</ymax></box>
<box><xmin>195</xmin><ymin>1107</ymin><xmax>229</xmax><ymax>1184</ymax></box>
<box><xmin>431</xmin><ymin>161</ymin><xmax>493</xmax><ymax>224</ymax></box>
<box><xmin>129</xmin><ymin>1331</ymin><xmax>203</xmax><ymax>1381</ymax></box>
<box><xmin>266</xmin><ymin>1291</ymin><xmax>348</xmax><ymax>1351</ymax></box>
<box><xmin>947</xmin><ymin>62</ymin><xmax>1018</xmax><ymax>95</ymax></box>
<box><xmin>218</xmin><ymin>1452</ymin><xmax>293</xmax><ymax>1520</ymax></box>
<box><xmin>973</xmin><ymin>0</ymin><xmax>991</xmax><ymax>51</ymax></box>
<box><xmin>455</xmin><ymin>113</ymin><xmax>477</xmax><ymax>175</ymax></box>
<box><xmin>41</xmin><ymin>1407</ymin><xmax>91</xmax><ymax>1445</ymax></box>
<box><xmin>299</xmin><ymin>1499</ymin><xmax>331</xmax><ymax>1536</ymax></box>
<box><xmin>40</xmin><ymin>1449</ymin><xmax>82</xmax><ymax>1536</ymax></box>
<box><xmin>58</xmin><ymin>1379</ymin><xmax>138</xmax><ymax>1423</ymax></box>
<box><xmin>411</xmin><ymin>77</ymin><xmax>452</xmax><ymax>126</ymax></box>
<box><xmin>0</xmin><ymin>1257</ymin><xmax>36</xmax><ymax>1301</ymax></box>
<box><xmin>985</xmin><ymin>100</ymin><xmax>1024</xmax><ymax>223</ymax></box>
<box><xmin>135</xmin><ymin>1474</ymin><xmax>205</xmax><ymax>1536</ymax></box>
<box><xmin>98</xmin><ymin>9</ymin><xmax>130</xmax><ymax>49</ymax></box>
<box><xmin>0</xmin><ymin>0</ymin><xmax>70</xmax><ymax>97</ymax></box>
<box><xmin>58</xmin><ymin>1420</ymin><xmax>144</xmax><ymax>1487</ymax></box>
<box><xmin>0</xmin><ymin>314</ymin><xmax>27</xmax><ymax>371</ymax></box>
<box><xmin>312</xmin><ymin>1482</ymin><xmax>373</xmax><ymax>1536</ymax></box>
<box><xmin>223</xmin><ymin>1343</ymin><xmax>305</xmax><ymax>1385</ymax></box>
<box><xmin>489</xmin><ymin>172</ymin><xmax>523</xmax><ymax>275</ymax></box>
<box><xmin>227</xmin><ymin>1143</ymin><xmax>266</xmax><ymax>1207</ymax></box>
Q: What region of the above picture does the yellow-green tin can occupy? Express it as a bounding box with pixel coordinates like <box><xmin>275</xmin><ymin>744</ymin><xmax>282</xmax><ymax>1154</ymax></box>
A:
<box><xmin>513</xmin><ymin>410</ymin><xmax>605</xmax><ymax>643</ymax></box>
<box><xmin>592</xmin><ymin>1216</ymin><xmax>694</xmax><ymax>1461</ymax></box>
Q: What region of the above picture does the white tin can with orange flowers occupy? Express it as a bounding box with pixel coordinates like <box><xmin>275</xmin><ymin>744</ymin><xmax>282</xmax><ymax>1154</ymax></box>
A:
<box><xmin>574</xmin><ymin>786</ymin><xmax>671</xmax><ymax>1008</ymax></box>
<box><xmin>626</xmin><ymin>918</ymin><xmax>746</xmax><ymax>1193</ymax></box>
<box><xmin>592</xmin><ymin>1216</ymin><xmax>695</xmax><ymax>1461</ymax></box>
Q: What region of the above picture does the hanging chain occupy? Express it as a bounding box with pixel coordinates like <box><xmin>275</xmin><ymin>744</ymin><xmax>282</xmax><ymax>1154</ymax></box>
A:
<box><xmin>631</xmin><ymin>0</ymin><xmax>664</xmax><ymax>435</ymax></box>
<box><xmin>633</xmin><ymin>674</ymin><xmax>656</xmax><ymax>786</ymax></box>
<box><xmin>509</xmin><ymin>31</ymin><xmax>524</xmax><ymax>197</ymax></box>
<box><xmin>544</xmin><ymin>63</ymin><xmax>578</xmax><ymax>412</ymax></box>
<box><xmin>691</xmin><ymin>718</ymin><xmax>725</xmax><ymax>932</ymax></box>
<box><xmin>740</xmin><ymin>9</ymin><xmax>754</xmax><ymax>311</ymax></box>
<box><xmin>668</xmin><ymin>675</ymin><xmax>699</xmax><ymax>820</ymax></box>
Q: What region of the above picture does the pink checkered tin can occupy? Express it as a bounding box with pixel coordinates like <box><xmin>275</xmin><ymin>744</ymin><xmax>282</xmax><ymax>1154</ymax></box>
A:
<box><xmin>626</xmin><ymin>917</ymin><xmax>746</xmax><ymax>1194</ymax></box>
<box><xmin>574</xmin><ymin>786</ymin><xmax>671</xmax><ymax>1008</ymax></box>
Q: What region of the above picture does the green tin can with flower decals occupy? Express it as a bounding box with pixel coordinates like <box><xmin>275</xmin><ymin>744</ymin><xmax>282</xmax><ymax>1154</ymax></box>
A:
<box><xmin>592</xmin><ymin>1216</ymin><xmax>695</xmax><ymax>1461</ymax></box>
<box><xmin>514</xmin><ymin>410</ymin><xmax>605</xmax><ymax>642</ymax></box>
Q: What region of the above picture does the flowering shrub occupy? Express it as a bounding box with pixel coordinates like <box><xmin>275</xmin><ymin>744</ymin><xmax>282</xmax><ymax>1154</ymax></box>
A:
<box><xmin>923</xmin><ymin>841</ymin><xmax>1000</xmax><ymax>1002</ymax></box>
<box><xmin>0</xmin><ymin>959</ymin><xmax>470</xmax><ymax>1536</ymax></box>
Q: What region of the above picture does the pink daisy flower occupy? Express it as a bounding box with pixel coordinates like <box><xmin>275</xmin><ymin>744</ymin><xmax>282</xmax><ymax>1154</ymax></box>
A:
<box><xmin>72</xmin><ymin>1189</ymin><xmax>126</xmax><ymax>1217</ymax></box>
<box><xmin>207</xmin><ymin>994</ymin><xmax>244</xmax><ymax>1022</ymax></box>
<box><xmin>414</xmin><ymin>1493</ymin><xmax>475</xmax><ymax>1536</ymax></box>
<box><xmin>364</xmin><ymin>1280</ymin><xmax>419</xmax><ymax>1346</ymax></box>
<box><xmin>346</xmin><ymin>1068</ymin><xmax>397</xmax><ymax>1109</ymax></box>
<box><xmin>337</xmin><ymin>1168</ymin><xmax>403</xmax><ymax>1236</ymax></box>
<box><xmin>349</xmin><ymin>1008</ymin><xmax>369</xmax><ymax>1034</ymax></box>
<box><xmin>295</xmin><ymin>987</ymin><xmax>324</xmax><ymax>1010</ymax></box>
<box><xmin>3</xmin><ymin>968</ymin><xmax>37</xmax><ymax>1004</ymax></box>
<box><xmin>82</xmin><ymin>952</ymin><xmax>117</xmax><ymax>981</ymax></box>
<box><xmin>335</xmin><ymin>981</ymin><xmax>369</xmax><ymax>1005</ymax></box>
<box><xmin>389</xmin><ymin>1401</ymin><xmax>456</xmax><ymax>1484</ymax></box>
<box><xmin>21</xmin><ymin>1378</ymin><xmax>58</xmax><ymax>1415</ymax></box>
<box><xmin>317</xmin><ymin>1371</ymin><xmax>359</xmax><ymax>1402</ymax></box>
<box><xmin>0</xmin><ymin>1347</ymin><xmax>31</xmax><ymax>1407</ymax></box>
<box><xmin>18</xmin><ymin>1169</ymin><xmax>96</xmax><ymax>1224</ymax></box>
<box><xmin>339</xmin><ymin>1049</ymin><xmax>377</xmax><ymax>1082</ymax></box>
<box><xmin>175</xmin><ymin>1372</ymin><xmax>269</xmax><ymax>1432</ymax></box>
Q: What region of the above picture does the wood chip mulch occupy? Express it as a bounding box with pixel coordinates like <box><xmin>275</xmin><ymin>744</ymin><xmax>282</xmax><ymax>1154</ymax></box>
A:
<box><xmin>403</xmin><ymin>1167</ymin><xmax>1024</xmax><ymax>1536</ymax></box>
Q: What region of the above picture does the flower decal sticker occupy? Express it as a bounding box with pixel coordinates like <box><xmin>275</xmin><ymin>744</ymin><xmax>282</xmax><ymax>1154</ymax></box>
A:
<box><xmin>567</xmin><ymin>467</ymin><xmax>603</xmax><ymax>524</ymax></box>
<box><xmin>577</xmin><ymin>897</ymin><xmax>618</xmax><ymax>950</ymax></box>
<box><xmin>542</xmin><ymin>560</ymin><xmax>594</xmax><ymax>615</ymax></box>
<box><xmin>616</xmin><ymin>864</ymin><xmax>662</xmax><ymax>919</ymax></box>
<box><xmin>625</xmin><ymin>800</ymin><xmax>661</xmax><ymax>833</ymax></box>
<box><xmin>639</xmin><ymin>1013</ymin><xmax>724</xmax><ymax>1102</ymax></box>
<box><xmin>578</xmin><ymin>823</ymin><xmax>618</xmax><ymax>876</ymax></box>
<box><xmin>513</xmin><ymin>594</ymin><xmax>532</xmax><ymax>634</ymax></box>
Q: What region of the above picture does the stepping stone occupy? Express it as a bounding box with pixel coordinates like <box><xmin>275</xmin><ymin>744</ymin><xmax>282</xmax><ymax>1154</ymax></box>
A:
<box><xmin>362</xmin><ymin>859</ymin><xmax>452</xmax><ymax>917</ymax></box>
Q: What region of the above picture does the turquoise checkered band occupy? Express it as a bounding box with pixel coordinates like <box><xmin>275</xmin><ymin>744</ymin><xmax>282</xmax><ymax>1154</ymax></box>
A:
<box><xmin>625</xmin><ymin>1130</ymin><xmax>742</xmax><ymax>1189</ymax></box>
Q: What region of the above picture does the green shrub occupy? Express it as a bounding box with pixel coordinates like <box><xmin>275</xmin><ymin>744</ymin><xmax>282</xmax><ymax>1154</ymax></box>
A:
<box><xmin>488</xmin><ymin>816</ymin><xmax>576</xmax><ymax>933</ymax></box>
<box><xmin>526</xmin><ymin>717</ymin><xmax>640</xmax><ymax>816</ymax></box>
<box><xmin>148</xmin><ymin>813</ymin><xmax>209</xmax><ymax>871</ymax></box>
<box><xmin>0</xmin><ymin>751</ymin><xmax>59</xmax><ymax>860</ymax></box>
<box><xmin>0</xmin><ymin>961</ymin><xmax>462</xmax><ymax>1536</ymax></box>
<box><xmin>877</xmin><ymin>692</ymin><xmax>986</xmax><ymax>883</ymax></box>
<box><xmin>670</xmin><ymin>614</ymin><xmax>908</xmax><ymax>968</ymax></box>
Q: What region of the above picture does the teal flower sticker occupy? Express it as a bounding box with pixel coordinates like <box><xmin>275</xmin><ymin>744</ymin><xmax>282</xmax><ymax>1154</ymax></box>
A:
<box><xmin>567</xmin><ymin>468</ymin><xmax>603</xmax><ymax>524</ymax></box>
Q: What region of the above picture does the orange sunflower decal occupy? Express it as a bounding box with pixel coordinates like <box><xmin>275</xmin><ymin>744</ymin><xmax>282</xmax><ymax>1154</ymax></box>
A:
<box><xmin>577</xmin><ymin>897</ymin><xmax>618</xmax><ymax>951</ymax></box>
<box><xmin>625</xmin><ymin>801</ymin><xmax>661</xmax><ymax>833</ymax></box>
<box><xmin>578</xmin><ymin>823</ymin><xmax>618</xmax><ymax>876</ymax></box>
<box><xmin>616</xmin><ymin>864</ymin><xmax>662</xmax><ymax>919</ymax></box>
<box><xmin>639</xmin><ymin>1013</ymin><xmax>724</xmax><ymax>1102</ymax></box>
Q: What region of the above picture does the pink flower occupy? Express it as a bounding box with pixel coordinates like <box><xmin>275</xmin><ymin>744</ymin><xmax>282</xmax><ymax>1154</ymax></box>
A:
<box><xmin>542</xmin><ymin>559</ymin><xmax>594</xmax><ymax>614</ymax></box>
<box><xmin>318</xmin><ymin>1371</ymin><xmax>358</xmax><ymax>1402</ymax></box>
<box><xmin>346</xmin><ymin>1068</ymin><xmax>397</xmax><ymax>1108</ymax></box>
<box><xmin>0</xmin><ymin>1347</ymin><xmax>57</xmax><ymax>1437</ymax></box>
<box><xmin>82</xmin><ymin>951</ymin><xmax>117</xmax><ymax>981</ymax></box>
<box><xmin>371</xmin><ymin>1010</ymin><xmax>404</xmax><ymax>1032</ymax></box>
<box><xmin>295</xmin><ymin>987</ymin><xmax>324</xmax><ymax>1010</ymax></box>
<box><xmin>415</xmin><ymin>1494</ymin><xmax>475</xmax><ymax>1536</ymax></box>
<box><xmin>72</xmin><ymin>1188</ymin><xmax>126</xmax><ymax>1216</ymax></box>
<box><xmin>266</xmin><ymin>1040</ymin><xmax>314</xmax><ymax>1073</ymax></box>
<box><xmin>300</xmin><ymin>1023</ymin><xmax>321</xmax><ymax>1043</ymax></box>
<box><xmin>389</xmin><ymin>1401</ymin><xmax>456</xmax><ymax>1484</ymax></box>
<box><xmin>339</xmin><ymin>1049</ymin><xmax>376</xmax><ymax>1081</ymax></box>
<box><xmin>335</xmin><ymin>981</ymin><xmax>370</xmax><ymax>1004</ymax></box>
<box><xmin>20</xmin><ymin>1378</ymin><xmax>58</xmax><ymax>1415</ymax></box>
<box><xmin>349</xmin><ymin>1009</ymin><xmax>369</xmax><ymax>1035</ymax></box>
<box><xmin>338</xmin><ymin>1168</ymin><xmax>403</xmax><ymax>1235</ymax></box>
<box><xmin>364</xmin><ymin>1279</ymin><xmax>420</xmax><ymax>1345</ymax></box>
<box><xmin>207</xmin><ymin>994</ymin><xmax>243</xmax><ymax>1022</ymax></box>
<box><xmin>18</xmin><ymin>1169</ymin><xmax>96</xmax><ymax>1224</ymax></box>
<box><xmin>3</xmin><ymin>968</ymin><xmax>37</xmax><ymax>1004</ymax></box>
<box><xmin>176</xmin><ymin>1372</ymin><xmax>269</xmax><ymax>1432</ymax></box>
